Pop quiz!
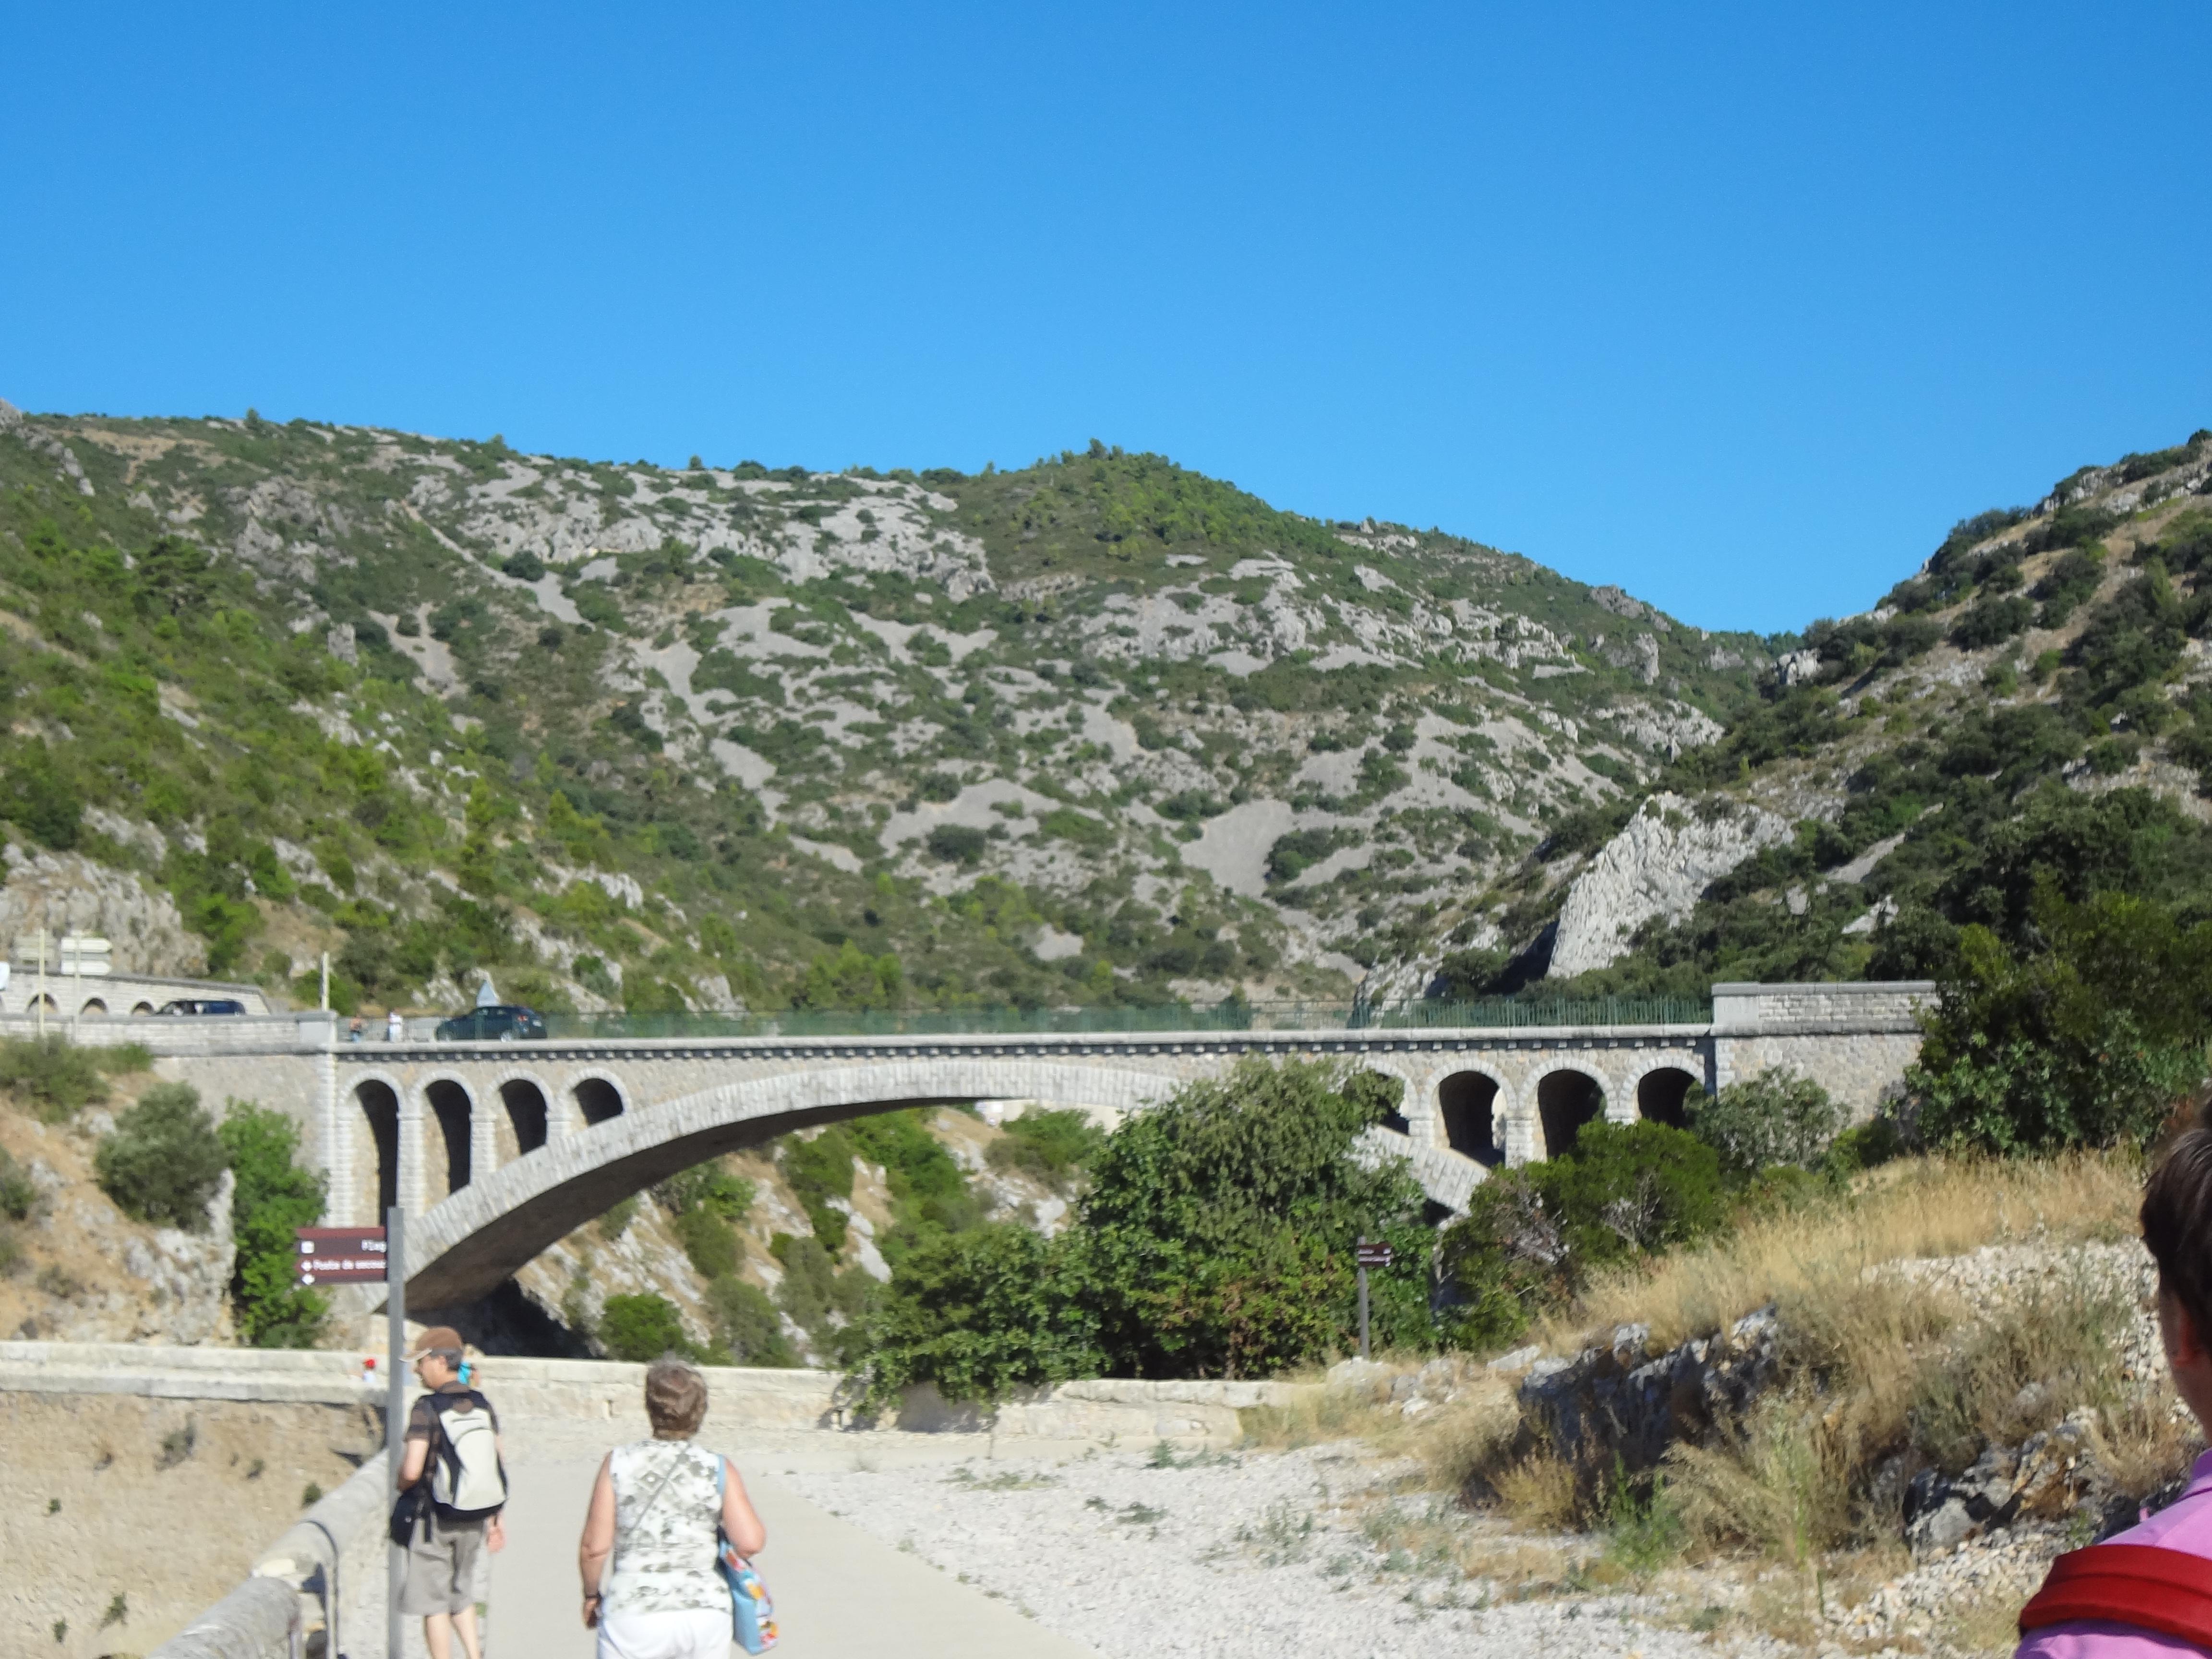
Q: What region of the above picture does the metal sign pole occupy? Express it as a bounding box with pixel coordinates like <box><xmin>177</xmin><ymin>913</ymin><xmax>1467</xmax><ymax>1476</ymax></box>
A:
<box><xmin>386</xmin><ymin>1205</ymin><xmax>407</xmax><ymax>1659</ymax></box>
<box><xmin>1357</xmin><ymin>1236</ymin><xmax>1371</xmax><ymax>1361</ymax></box>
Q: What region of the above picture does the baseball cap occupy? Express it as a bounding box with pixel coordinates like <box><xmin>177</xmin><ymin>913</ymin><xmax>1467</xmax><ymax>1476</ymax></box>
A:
<box><xmin>405</xmin><ymin>1325</ymin><xmax>465</xmax><ymax>1358</ymax></box>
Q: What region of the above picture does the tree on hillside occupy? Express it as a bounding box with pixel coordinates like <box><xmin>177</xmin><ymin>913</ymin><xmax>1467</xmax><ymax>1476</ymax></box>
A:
<box><xmin>218</xmin><ymin>1102</ymin><xmax>329</xmax><ymax>1347</ymax></box>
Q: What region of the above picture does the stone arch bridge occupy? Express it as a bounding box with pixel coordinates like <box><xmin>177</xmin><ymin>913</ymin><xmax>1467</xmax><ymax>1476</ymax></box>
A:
<box><xmin>102</xmin><ymin>981</ymin><xmax>1928</xmax><ymax>1310</ymax></box>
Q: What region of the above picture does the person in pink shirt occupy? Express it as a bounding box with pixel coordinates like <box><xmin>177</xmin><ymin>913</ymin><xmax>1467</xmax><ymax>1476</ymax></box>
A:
<box><xmin>2017</xmin><ymin>1127</ymin><xmax>2212</xmax><ymax>1657</ymax></box>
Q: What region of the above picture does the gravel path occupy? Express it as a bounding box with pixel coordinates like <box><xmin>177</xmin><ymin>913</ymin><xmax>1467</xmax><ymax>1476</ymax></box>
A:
<box><xmin>786</xmin><ymin>1442</ymin><xmax>1779</xmax><ymax>1659</ymax></box>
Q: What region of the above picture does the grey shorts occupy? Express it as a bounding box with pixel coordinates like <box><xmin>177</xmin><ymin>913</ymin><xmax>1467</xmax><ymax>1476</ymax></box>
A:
<box><xmin>399</xmin><ymin>1516</ymin><xmax>487</xmax><ymax>1616</ymax></box>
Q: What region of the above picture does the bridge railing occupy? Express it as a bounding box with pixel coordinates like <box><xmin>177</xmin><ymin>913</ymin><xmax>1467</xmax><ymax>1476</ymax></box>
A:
<box><xmin>540</xmin><ymin>995</ymin><xmax>1714</xmax><ymax>1041</ymax></box>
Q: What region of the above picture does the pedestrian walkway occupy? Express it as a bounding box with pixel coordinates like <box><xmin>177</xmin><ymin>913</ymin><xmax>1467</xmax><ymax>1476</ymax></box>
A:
<box><xmin>489</xmin><ymin>1451</ymin><xmax>1104</xmax><ymax>1659</ymax></box>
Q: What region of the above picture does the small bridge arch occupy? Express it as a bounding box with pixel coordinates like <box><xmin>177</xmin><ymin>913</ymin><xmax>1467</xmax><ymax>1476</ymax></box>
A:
<box><xmin>1534</xmin><ymin>1065</ymin><xmax>1609</xmax><ymax>1159</ymax></box>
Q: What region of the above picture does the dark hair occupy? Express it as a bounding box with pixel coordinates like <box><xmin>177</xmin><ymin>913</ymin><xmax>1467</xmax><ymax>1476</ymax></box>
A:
<box><xmin>2141</xmin><ymin>1126</ymin><xmax>2212</xmax><ymax>1344</ymax></box>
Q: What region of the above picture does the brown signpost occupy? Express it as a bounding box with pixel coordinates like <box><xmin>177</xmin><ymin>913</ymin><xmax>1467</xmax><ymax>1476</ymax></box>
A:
<box><xmin>294</xmin><ymin>1226</ymin><xmax>389</xmax><ymax>1286</ymax></box>
<box><xmin>1354</xmin><ymin>1238</ymin><xmax>1393</xmax><ymax>1358</ymax></box>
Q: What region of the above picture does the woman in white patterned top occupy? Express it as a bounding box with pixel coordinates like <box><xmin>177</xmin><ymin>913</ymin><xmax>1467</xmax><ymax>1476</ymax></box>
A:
<box><xmin>578</xmin><ymin>1355</ymin><xmax>769</xmax><ymax>1659</ymax></box>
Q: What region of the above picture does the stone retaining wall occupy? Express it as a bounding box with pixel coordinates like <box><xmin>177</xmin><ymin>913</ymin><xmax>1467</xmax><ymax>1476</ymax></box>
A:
<box><xmin>0</xmin><ymin>1340</ymin><xmax>1300</xmax><ymax>1444</ymax></box>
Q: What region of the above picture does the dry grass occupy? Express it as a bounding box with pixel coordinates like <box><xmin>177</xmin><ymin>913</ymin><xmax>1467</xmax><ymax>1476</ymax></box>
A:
<box><xmin>1551</xmin><ymin>1153</ymin><xmax>2141</xmax><ymax>1352</ymax></box>
<box><xmin>1492</xmin><ymin>1450</ymin><xmax>1580</xmax><ymax>1530</ymax></box>
<box><xmin>1242</xmin><ymin>1364</ymin><xmax>1523</xmax><ymax>1495</ymax></box>
<box><xmin>2089</xmin><ymin>1380</ymin><xmax>2199</xmax><ymax>1501</ymax></box>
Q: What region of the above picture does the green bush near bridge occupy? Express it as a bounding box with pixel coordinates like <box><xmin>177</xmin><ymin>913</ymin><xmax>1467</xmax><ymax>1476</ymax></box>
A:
<box><xmin>851</xmin><ymin>1058</ymin><xmax>1433</xmax><ymax>1409</ymax></box>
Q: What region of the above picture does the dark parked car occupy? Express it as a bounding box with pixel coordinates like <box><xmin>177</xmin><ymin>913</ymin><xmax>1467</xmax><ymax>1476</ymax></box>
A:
<box><xmin>434</xmin><ymin>1004</ymin><xmax>548</xmax><ymax>1042</ymax></box>
<box><xmin>155</xmin><ymin>998</ymin><xmax>249</xmax><ymax>1016</ymax></box>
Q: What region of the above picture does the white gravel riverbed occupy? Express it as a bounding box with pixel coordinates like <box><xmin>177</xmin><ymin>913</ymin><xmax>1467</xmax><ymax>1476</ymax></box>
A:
<box><xmin>785</xmin><ymin>1442</ymin><xmax>1781</xmax><ymax>1659</ymax></box>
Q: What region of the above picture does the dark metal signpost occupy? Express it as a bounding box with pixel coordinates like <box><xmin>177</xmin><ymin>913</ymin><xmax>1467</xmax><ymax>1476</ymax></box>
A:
<box><xmin>1354</xmin><ymin>1239</ymin><xmax>1393</xmax><ymax>1360</ymax></box>
<box><xmin>296</xmin><ymin>1214</ymin><xmax>405</xmax><ymax>1659</ymax></box>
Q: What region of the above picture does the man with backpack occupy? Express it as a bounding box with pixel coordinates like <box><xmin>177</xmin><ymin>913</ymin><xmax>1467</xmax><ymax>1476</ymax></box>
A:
<box><xmin>397</xmin><ymin>1326</ymin><xmax>508</xmax><ymax>1659</ymax></box>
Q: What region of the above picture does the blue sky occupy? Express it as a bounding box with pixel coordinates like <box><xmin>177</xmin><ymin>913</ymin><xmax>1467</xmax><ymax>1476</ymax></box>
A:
<box><xmin>2</xmin><ymin>3</ymin><xmax>2205</xmax><ymax>634</ymax></box>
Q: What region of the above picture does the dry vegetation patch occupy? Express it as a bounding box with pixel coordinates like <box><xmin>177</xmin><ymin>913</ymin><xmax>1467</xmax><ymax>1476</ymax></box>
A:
<box><xmin>1280</xmin><ymin>1154</ymin><xmax>2191</xmax><ymax>1653</ymax></box>
<box><xmin>1551</xmin><ymin>1153</ymin><xmax>2141</xmax><ymax>1353</ymax></box>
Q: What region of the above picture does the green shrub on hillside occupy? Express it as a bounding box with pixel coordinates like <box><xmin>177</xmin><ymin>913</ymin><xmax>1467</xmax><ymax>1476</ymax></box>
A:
<box><xmin>0</xmin><ymin>1036</ymin><xmax>149</xmax><ymax>1122</ymax></box>
<box><xmin>1912</xmin><ymin>889</ymin><xmax>2212</xmax><ymax>1154</ymax></box>
<box><xmin>1040</xmin><ymin>807</ymin><xmax>1112</xmax><ymax>847</ymax></box>
<box><xmin>654</xmin><ymin>1163</ymin><xmax>755</xmax><ymax>1222</ymax></box>
<box><xmin>1949</xmin><ymin>594</ymin><xmax>2034</xmax><ymax>650</ymax></box>
<box><xmin>926</xmin><ymin>825</ymin><xmax>986</xmax><ymax>866</ymax></box>
<box><xmin>0</xmin><ymin>1146</ymin><xmax>37</xmax><ymax>1221</ymax></box>
<box><xmin>599</xmin><ymin>1293</ymin><xmax>694</xmax><ymax>1362</ymax></box>
<box><xmin>848</xmin><ymin>1110</ymin><xmax>983</xmax><ymax>1250</ymax></box>
<box><xmin>780</xmin><ymin>1129</ymin><xmax>855</xmax><ymax>1251</ymax></box>
<box><xmin>0</xmin><ymin>738</ymin><xmax>84</xmax><ymax>849</ymax></box>
<box><xmin>96</xmin><ymin>1083</ymin><xmax>228</xmax><ymax>1231</ymax></box>
<box><xmin>769</xmin><ymin>1232</ymin><xmax>871</xmax><ymax>1361</ymax></box>
<box><xmin>1265</xmin><ymin>828</ymin><xmax>1347</xmax><ymax>883</ymax></box>
<box><xmin>673</xmin><ymin>1207</ymin><xmax>741</xmax><ymax>1280</ymax></box>
<box><xmin>985</xmin><ymin>1109</ymin><xmax>1106</xmax><ymax>1191</ymax></box>
<box><xmin>708</xmin><ymin>1276</ymin><xmax>797</xmax><ymax>1367</ymax></box>
<box><xmin>793</xmin><ymin>942</ymin><xmax>901</xmax><ymax>1011</ymax></box>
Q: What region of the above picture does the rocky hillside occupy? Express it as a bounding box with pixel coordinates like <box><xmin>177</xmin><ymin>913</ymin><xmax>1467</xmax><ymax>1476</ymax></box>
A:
<box><xmin>0</xmin><ymin>400</ymin><xmax>1769</xmax><ymax>1013</ymax></box>
<box><xmin>1427</xmin><ymin>430</ymin><xmax>2212</xmax><ymax>998</ymax></box>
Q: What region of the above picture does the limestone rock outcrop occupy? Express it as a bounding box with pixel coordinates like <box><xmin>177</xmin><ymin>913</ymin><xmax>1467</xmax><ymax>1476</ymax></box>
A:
<box><xmin>121</xmin><ymin>1169</ymin><xmax>237</xmax><ymax>1345</ymax></box>
<box><xmin>0</xmin><ymin>846</ymin><xmax>206</xmax><ymax>976</ymax></box>
<box><xmin>1547</xmin><ymin>793</ymin><xmax>1792</xmax><ymax>978</ymax></box>
<box><xmin>1516</xmin><ymin>1308</ymin><xmax>1783</xmax><ymax>1473</ymax></box>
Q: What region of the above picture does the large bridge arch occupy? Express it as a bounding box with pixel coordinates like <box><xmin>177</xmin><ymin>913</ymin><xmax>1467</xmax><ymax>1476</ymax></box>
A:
<box><xmin>400</xmin><ymin>1058</ymin><xmax>1190</xmax><ymax>1308</ymax></box>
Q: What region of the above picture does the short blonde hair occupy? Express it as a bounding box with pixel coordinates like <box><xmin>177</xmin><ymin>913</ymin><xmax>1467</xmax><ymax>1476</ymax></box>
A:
<box><xmin>644</xmin><ymin>1356</ymin><xmax>709</xmax><ymax>1438</ymax></box>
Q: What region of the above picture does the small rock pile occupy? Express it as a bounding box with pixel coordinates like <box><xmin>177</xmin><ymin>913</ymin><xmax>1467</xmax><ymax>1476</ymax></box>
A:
<box><xmin>1326</xmin><ymin>1352</ymin><xmax>1498</xmax><ymax>1417</ymax></box>
<box><xmin>1902</xmin><ymin>1407</ymin><xmax>2125</xmax><ymax>1555</ymax></box>
<box><xmin>1828</xmin><ymin>1520</ymin><xmax>2073</xmax><ymax>1649</ymax></box>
